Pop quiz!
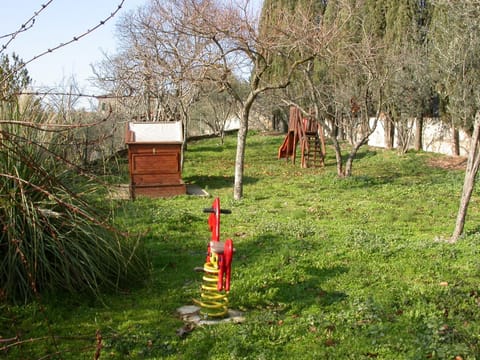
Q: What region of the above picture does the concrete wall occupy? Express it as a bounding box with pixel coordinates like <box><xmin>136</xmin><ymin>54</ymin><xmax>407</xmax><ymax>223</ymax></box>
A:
<box><xmin>368</xmin><ymin>118</ymin><xmax>470</xmax><ymax>156</ymax></box>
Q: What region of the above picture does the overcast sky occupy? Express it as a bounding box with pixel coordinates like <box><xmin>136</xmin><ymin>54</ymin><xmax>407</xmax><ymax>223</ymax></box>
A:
<box><xmin>0</xmin><ymin>0</ymin><xmax>263</xmax><ymax>97</ymax></box>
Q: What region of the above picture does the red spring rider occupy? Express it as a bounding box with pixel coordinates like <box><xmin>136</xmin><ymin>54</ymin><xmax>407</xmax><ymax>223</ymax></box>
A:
<box><xmin>194</xmin><ymin>197</ymin><xmax>234</xmax><ymax>318</ymax></box>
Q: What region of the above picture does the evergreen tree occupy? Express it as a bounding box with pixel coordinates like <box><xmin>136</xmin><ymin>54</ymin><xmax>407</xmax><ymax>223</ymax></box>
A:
<box><xmin>363</xmin><ymin>0</ymin><xmax>387</xmax><ymax>39</ymax></box>
<box><xmin>0</xmin><ymin>53</ymin><xmax>31</xmax><ymax>103</ymax></box>
<box><xmin>381</xmin><ymin>0</ymin><xmax>433</xmax><ymax>152</ymax></box>
<box><xmin>428</xmin><ymin>1</ymin><xmax>480</xmax><ymax>131</ymax></box>
<box><xmin>259</xmin><ymin>0</ymin><xmax>326</xmax><ymax>100</ymax></box>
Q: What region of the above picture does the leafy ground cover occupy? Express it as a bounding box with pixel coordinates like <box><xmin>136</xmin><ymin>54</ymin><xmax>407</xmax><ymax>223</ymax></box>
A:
<box><xmin>2</xmin><ymin>133</ymin><xmax>480</xmax><ymax>359</ymax></box>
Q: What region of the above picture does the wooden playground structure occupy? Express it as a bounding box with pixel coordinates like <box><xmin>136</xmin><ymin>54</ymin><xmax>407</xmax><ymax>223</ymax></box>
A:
<box><xmin>278</xmin><ymin>106</ymin><xmax>326</xmax><ymax>168</ymax></box>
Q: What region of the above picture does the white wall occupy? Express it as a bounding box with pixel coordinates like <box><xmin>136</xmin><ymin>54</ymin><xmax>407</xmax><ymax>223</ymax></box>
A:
<box><xmin>368</xmin><ymin>118</ymin><xmax>470</xmax><ymax>156</ymax></box>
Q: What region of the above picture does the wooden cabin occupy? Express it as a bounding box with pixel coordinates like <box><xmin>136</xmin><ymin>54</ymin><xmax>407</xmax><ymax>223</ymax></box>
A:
<box><xmin>125</xmin><ymin>121</ymin><xmax>186</xmax><ymax>198</ymax></box>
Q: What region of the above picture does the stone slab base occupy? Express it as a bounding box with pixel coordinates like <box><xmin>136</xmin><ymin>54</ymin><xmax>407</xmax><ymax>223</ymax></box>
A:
<box><xmin>177</xmin><ymin>305</ymin><xmax>245</xmax><ymax>326</ymax></box>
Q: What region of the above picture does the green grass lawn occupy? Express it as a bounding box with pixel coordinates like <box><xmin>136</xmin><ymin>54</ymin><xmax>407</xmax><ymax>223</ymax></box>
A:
<box><xmin>2</xmin><ymin>133</ymin><xmax>480</xmax><ymax>359</ymax></box>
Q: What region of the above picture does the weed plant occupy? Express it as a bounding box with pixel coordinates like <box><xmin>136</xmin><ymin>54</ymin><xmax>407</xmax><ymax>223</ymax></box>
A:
<box><xmin>2</xmin><ymin>132</ymin><xmax>480</xmax><ymax>359</ymax></box>
<box><xmin>0</xmin><ymin>98</ymin><xmax>147</xmax><ymax>303</ymax></box>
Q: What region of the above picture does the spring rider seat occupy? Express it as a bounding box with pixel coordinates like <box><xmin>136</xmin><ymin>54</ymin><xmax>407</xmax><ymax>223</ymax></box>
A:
<box><xmin>194</xmin><ymin>197</ymin><xmax>234</xmax><ymax>318</ymax></box>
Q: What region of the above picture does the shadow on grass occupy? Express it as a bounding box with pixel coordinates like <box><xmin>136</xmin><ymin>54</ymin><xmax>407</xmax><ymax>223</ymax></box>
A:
<box><xmin>340</xmin><ymin>148</ymin><xmax>378</xmax><ymax>163</ymax></box>
<box><xmin>270</xmin><ymin>265</ymin><xmax>348</xmax><ymax>308</ymax></box>
<box><xmin>184</xmin><ymin>175</ymin><xmax>258</xmax><ymax>190</ymax></box>
<box><xmin>465</xmin><ymin>226</ymin><xmax>480</xmax><ymax>237</ymax></box>
<box><xmin>234</xmin><ymin>233</ymin><xmax>348</xmax><ymax>311</ymax></box>
<box><xmin>186</xmin><ymin>144</ymin><xmax>233</xmax><ymax>153</ymax></box>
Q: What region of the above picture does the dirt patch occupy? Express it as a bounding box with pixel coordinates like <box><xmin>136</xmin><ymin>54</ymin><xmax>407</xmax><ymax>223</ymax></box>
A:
<box><xmin>427</xmin><ymin>156</ymin><xmax>467</xmax><ymax>171</ymax></box>
<box><xmin>107</xmin><ymin>184</ymin><xmax>209</xmax><ymax>200</ymax></box>
<box><xmin>108</xmin><ymin>184</ymin><xmax>130</xmax><ymax>200</ymax></box>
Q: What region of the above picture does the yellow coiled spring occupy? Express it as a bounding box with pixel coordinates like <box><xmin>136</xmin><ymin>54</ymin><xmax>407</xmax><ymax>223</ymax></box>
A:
<box><xmin>194</xmin><ymin>258</ymin><xmax>229</xmax><ymax>318</ymax></box>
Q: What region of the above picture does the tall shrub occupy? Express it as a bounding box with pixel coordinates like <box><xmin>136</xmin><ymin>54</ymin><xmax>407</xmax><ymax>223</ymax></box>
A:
<box><xmin>0</xmin><ymin>95</ymin><xmax>147</xmax><ymax>302</ymax></box>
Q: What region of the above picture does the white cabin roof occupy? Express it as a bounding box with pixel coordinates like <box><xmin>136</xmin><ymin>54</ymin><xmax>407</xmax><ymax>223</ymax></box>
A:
<box><xmin>127</xmin><ymin>121</ymin><xmax>183</xmax><ymax>143</ymax></box>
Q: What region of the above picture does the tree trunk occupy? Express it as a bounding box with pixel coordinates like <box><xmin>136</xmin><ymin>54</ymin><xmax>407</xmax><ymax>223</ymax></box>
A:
<box><xmin>233</xmin><ymin>96</ymin><xmax>255</xmax><ymax>200</ymax></box>
<box><xmin>452</xmin><ymin>126</ymin><xmax>460</xmax><ymax>156</ymax></box>
<box><xmin>220</xmin><ymin>129</ymin><xmax>225</xmax><ymax>145</ymax></box>
<box><xmin>344</xmin><ymin>139</ymin><xmax>366</xmax><ymax>177</ymax></box>
<box><xmin>272</xmin><ymin>110</ymin><xmax>281</xmax><ymax>131</ymax></box>
<box><xmin>181</xmin><ymin>115</ymin><xmax>188</xmax><ymax>169</ymax></box>
<box><xmin>451</xmin><ymin>111</ymin><xmax>480</xmax><ymax>242</ymax></box>
<box><xmin>331</xmin><ymin>137</ymin><xmax>344</xmax><ymax>177</ymax></box>
<box><xmin>384</xmin><ymin>115</ymin><xmax>395</xmax><ymax>150</ymax></box>
<box><xmin>343</xmin><ymin>114</ymin><xmax>379</xmax><ymax>177</ymax></box>
<box><xmin>332</xmin><ymin>117</ymin><xmax>340</xmax><ymax>140</ymax></box>
<box><xmin>233</xmin><ymin>111</ymin><xmax>248</xmax><ymax>200</ymax></box>
<box><xmin>414</xmin><ymin>116</ymin><xmax>423</xmax><ymax>151</ymax></box>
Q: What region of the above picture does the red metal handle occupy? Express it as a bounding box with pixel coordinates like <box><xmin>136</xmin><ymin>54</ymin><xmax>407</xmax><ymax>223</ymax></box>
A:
<box><xmin>209</xmin><ymin>197</ymin><xmax>221</xmax><ymax>242</ymax></box>
<box><xmin>206</xmin><ymin>198</ymin><xmax>221</xmax><ymax>263</ymax></box>
<box><xmin>223</xmin><ymin>239</ymin><xmax>233</xmax><ymax>292</ymax></box>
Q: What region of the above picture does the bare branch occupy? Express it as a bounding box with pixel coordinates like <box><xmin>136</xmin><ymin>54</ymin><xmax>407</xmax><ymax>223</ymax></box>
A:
<box><xmin>0</xmin><ymin>0</ymin><xmax>54</xmax><ymax>52</ymax></box>
<box><xmin>0</xmin><ymin>0</ymin><xmax>126</xmax><ymax>89</ymax></box>
<box><xmin>16</xmin><ymin>91</ymin><xmax>131</xmax><ymax>99</ymax></box>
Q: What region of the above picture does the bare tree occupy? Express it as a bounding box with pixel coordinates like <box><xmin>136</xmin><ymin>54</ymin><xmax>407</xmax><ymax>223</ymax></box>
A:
<box><xmin>190</xmin><ymin>81</ymin><xmax>242</xmax><ymax>143</ymax></box>
<box><xmin>429</xmin><ymin>1</ymin><xmax>480</xmax><ymax>242</ymax></box>
<box><xmin>452</xmin><ymin>112</ymin><xmax>480</xmax><ymax>242</ymax></box>
<box><xmin>285</xmin><ymin>2</ymin><xmax>389</xmax><ymax>177</ymax></box>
